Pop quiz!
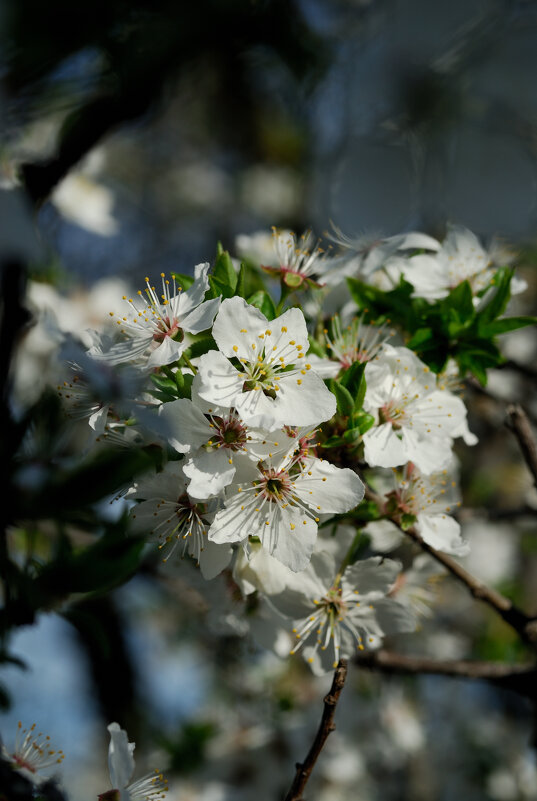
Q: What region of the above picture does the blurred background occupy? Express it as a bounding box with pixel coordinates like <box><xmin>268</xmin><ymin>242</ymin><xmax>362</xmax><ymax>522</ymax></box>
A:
<box><xmin>1</xmin><ymin>0</ymin><xmax>537</xmax><ymax>799</ymax></box>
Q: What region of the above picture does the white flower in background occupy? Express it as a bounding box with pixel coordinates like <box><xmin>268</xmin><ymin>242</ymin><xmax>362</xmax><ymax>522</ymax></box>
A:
<box><xmin>196</xmin><ymin>297</ymin><xmax>336</xmax><ymax>428</ymax></box>
<box><xmin>236</xmin><ymin>229</ymin><xmax>283</xmax><ymax>267</ymax></box>
<box><xmin>103</xmin><ymin>722</ymin><xmax>167</xmax><ymax>801</ymax></box>
<box><xmin>401</xmin><ymin>225</ymin><xmax>526</xmax><ymax>301</ymax></box>
<box><xmin>324</xmin><ymin>225</ymin><xmax>439</xmax><ymax>281</ymax></box>
<box><xmin>57</xmin><ymin>341</ymin><xmax>146</xmax><ymax>435</ymax></box>
<box><xmin>208</xmin><ymin>452</ymin><xmax>364</xmax><ymax>572</ymax></box>
<box><xmin>103</xmin><ymin>264</ymin><xmax>220</xmax><ymax>367</ymax></box>
<box><xmin>391</xmin><ymin>554</ymin><xmax>445</xmax><ymax>622</ymax></box>
<box><xmin>385</xmin><ymin>461</ymin><xmax>468</xmax><ymax>555</ymax></box>
<box><xmin>269</xmin><ymin>552</ymin><xmax>415</xmax><ymax>674</ymax></box>
<box><xmin>129</xmin><ymin>462</ymin><xmax>232</xmax><ymax>579</ymax></box>
<box><xmin>52</xmin><ymin>172</ymin><xmax>118</xmax><ymax>236</ymax></box>
<box><xmin>311</xmin><ymin>313</ymin><xmax>395</xmax><ymax>378</ymax></box>
<box><xmin>362</xmin><ymin>345</ymin><xmax>475</xmax><ymax>473</ymax></box>
<box><xmin>261</xmin><ymin>227</ymin><xmax>330</xmax><ymax>288</ymax></box>
<box><xmin>2</xmin><ymin>722</ymin><xmax>64</xmax><ymax>784</ymax></box>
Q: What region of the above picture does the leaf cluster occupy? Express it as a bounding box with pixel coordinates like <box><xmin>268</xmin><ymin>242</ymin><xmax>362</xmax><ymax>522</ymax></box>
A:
<box><xmin>347</xmin><ymin>268</ymin><xmax>536</xmax><ymax>383</ymax></box>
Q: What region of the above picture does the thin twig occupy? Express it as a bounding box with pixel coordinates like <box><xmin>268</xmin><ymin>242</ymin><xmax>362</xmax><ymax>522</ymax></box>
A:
<box><xmin>356</xmin><ymin>650</ymin><xmax>537</xmax><ymax>697</ymax></box>
<box><xmin>507</xmin><ymin>404</ymin><xmax>537</xmax><ymax>491</ymax></box>
<box><xmin>364</xmin><ymin>487</ymin><xmax>537</xmax><ymax>647</ymax></box>
<box><xmin>284</xmin><ymin>659</ymin><xmax>348</xmax><ymax>801</ymax></box>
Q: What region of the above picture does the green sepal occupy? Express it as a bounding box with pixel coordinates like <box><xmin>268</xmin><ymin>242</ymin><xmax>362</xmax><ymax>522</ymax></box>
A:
<box><xmin>329</xmin><ymin>379</ymin><xmax>354</xmax><ymax>417</ymax></box>
<box><xmin>246</xmin><ymin>290</ymin><xmax>276</xmax><ymax>320</ymax></box>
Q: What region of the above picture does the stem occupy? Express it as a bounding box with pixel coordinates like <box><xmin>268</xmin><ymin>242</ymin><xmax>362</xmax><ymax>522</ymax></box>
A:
<box><xmin>181</xmin><ymin>354</ymin><xmax>198</xmax><ymax>374</ymax></box>
<box><xmin>284</xmin><ymin>659</ymin><xmax>348</xmax><ymax>801</ymax></box>
<box><xmin>506</xmin><ymin>404</ymin><xmax>537</xmax><ymax>491</ymax></box>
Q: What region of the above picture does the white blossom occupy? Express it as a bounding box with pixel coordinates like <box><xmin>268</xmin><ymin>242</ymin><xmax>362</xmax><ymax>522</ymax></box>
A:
<box><xmin>386</xmin><ymin>462</ymin><xmax>468</xmax><ymax>555</ymax></box>
<box><xmin>158</xmin><ymin>376</ymin><xmax>297</xmax><ymax>499</ymax></box>
<box><xmin>208</xmin><ymin>452</ymin><xmax>364</xmax><ymax>572</ymax></box>
<box><xmin>102</xmin><ymin>264</ymin><xmax>220</xmax><ymax>367</ymax></box>
<box><xmin>269</xmin><ymin>552</ymin><xmax>415</xmax><ymax>674</ymax></box>
<box><xmin>129</xmin><ymin>462</ymin><xmax>232</xmax><ymax>579</ymax></box>
<box><xmin>196</xmin><ymin>296</ymin><xmax>336</xmax><ymax>428</ymax></box>
<box><xmin>362</xmin><ymin>345</ymin><xmax>475</xmax><ymax>473</ymax></box>
<box><xmin>401</xmin><ymin>225</ymin><xmax>526</xmax><ymax>301</ymax></box>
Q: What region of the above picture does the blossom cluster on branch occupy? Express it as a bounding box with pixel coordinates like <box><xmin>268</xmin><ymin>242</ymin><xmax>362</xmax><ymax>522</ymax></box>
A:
<box><xmin>47</xmin><ymin>223</ymin><xmax>533</xmax><ymax>680</ymax></box>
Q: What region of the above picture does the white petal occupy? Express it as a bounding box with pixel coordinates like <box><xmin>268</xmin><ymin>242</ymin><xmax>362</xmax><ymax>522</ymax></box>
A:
<box><xmin>271</xmin><ymin>371</ymin><xmax>337</xmax><ymax>426</ymax></box>
<box><xmin>342</xmin><ymin>556</ymin><xmax>401</xmax><ymax>597</ymax></box>
<box><xmin>370</xmin><ymin>597</ymin><xmax>416</xmax><ymax>636</ymax></box>
<box><xmin>196</xmin><ymin>350</ymin><xmax>245</xmax><ymax>408</ymax></box>
<box><xmin>362</xmin><ymin>423</ymin><xmax>408</xmax><ymax>468</ymax></box>
<box><xmin>107</xmin><ymin>722</ymin><xmax>135</xmax><ymax>789</ymax></box>
<box><xmin>212</xmin><ymin>296</ymin><xmax>268</xmax><ymax>359</ymax></box>
<box><xmin>146</xmin><ymin>336</ymin><xmax>186</xmax><ymax>367</ymax></box>
<box><xmin>294</xmin><ymin>458</ymin><xmax>364</xmax><ymax>514</ymax></box>
<box><xmin>264</xmin><ymin>504</ymin><xmax>317</xmax><ymax>572</ymax></box>
<box><xmin>180</xmin><ymin>296</ymin><xmax>220</xmax><ymax>335</ymax></box>
<box><xmin>199</xmin><ymin>540</ymin><xmax>233</xmax><ymax>580</ymax></box>
<box><xmin>88</xmin><ymin>405</ymin><xmax>108</xmax><ymax>433</ymax></box>
<box><xmin>183</xmin><ymin>448</ymin><xmax>236</xmax><ymax>499</ymax></box>
<box><xmin>173</xmin><ymin>262</ymin><xmax>210</xmax><ymax>315</ymax></box>
<box><xmin>399</xmin><ymin>428</ymin><xmax>452</xmax><ymax>474</ymax></box>
<box><xmin>264</xmin><ymin>307</ymin><xmax>309</xmax><ymax>356</ymax></box>
<box><xmin>417</xmin><ymin>513</ymin><xmax>469</xmax><ymax>556</ymax></box>
<box><xmin>159</xmin><ymin>398</ymin><xmax>211</xmax><ymax>453</ymax></box>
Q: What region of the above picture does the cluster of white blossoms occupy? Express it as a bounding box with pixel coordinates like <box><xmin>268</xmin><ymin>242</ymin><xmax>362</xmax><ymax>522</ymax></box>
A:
<box><xmin>48</xmin><ymin>220</ymin><xmax>529</xmax><ymax>674</ymax></box>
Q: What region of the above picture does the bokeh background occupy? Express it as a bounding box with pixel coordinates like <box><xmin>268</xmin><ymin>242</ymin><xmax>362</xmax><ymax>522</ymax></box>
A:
<box><xmin>1</xmin><ymin>1</ymin><xmax>537</xmax><ymax>799</ymax></box>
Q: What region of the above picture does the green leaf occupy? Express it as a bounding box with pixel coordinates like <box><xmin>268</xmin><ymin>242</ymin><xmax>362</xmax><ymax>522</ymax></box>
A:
<box><xmin>477</xmin><ymin>267</ymin><xmax>514</xmax><ymax>324</ymax></box>
<box><xmin>235</xmin><ymin>263</ymin><xmax>247</xmax><ymax>298</ymax></box>
<box><xmin>247</xmin><ymin>290</ymin><xmax>276</xmax><ymax>320</ymax></box>
<box><xmin>170</xmin><ymin>272</ymin><xmax>194</xmax><ymax>291</ymax></box>
<box><xmin>406</xmin><ymin>327</ymin><xmax>434</xmax><ymax>350</ymax></box>
<box><xmin>342</xmin><ymin>427</ymin><xmax>362</xmax><ymax>444</ymax></box>
<box><xmin>150</xmin><ymin>373</ymin><xmax>178</xmax><ymax>394</ymax></box>
<box><xmin>185</xmin><ymin>336</ymin><xmax>215</xmax><ymax>359</ymax></box>
<box><xmin>329</xmin><ymin>380</ymin><xmax>354</xmax><ymax>417</ymax></box>
<box><xmin>351</xmin><ymin>411</ymin><xmax>375</xmax><ymax>434</ymax></box>
<box><xmin>211</xmin><ymin>250</ymin><xmax>237</xmax><ymax>298</ymax></box>
<box><xmin>478</xmin><ymin>315</ymin><xmax>537</xmax><ymax>338</ymax></box>
<box><xmin>441</xmin><ymin>280</ymin><xmax>474</xmax><ymax>322</ymax></box>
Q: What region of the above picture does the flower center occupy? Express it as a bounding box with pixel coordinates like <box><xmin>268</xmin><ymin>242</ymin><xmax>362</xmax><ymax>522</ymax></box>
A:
<box><xmin>379</xmin><ymin>400</ymin><xmax>407</xmax><ymax>428</ymax></box>
<box><xmin>258</xmin><ymin>468</ymin><xmax>292</xmax><ymax>502</ymax></box>
<box><xmin>153</xmin><ymin>316</ymin><xmax>184</xmax><ymax>343</ymax></box>
<box><xmin>210</xmin><ymin>415</ymin><xmax>247</xmax><ymax>450</ymax></box>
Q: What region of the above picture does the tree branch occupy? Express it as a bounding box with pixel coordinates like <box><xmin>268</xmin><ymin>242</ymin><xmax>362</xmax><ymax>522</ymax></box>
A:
<box><xmin>284</xmin><ymin>659</ymin><xmax>348</xmax><ymax>801</ymax></box>
<box><xmin>364</xmin><ymin>487</ymin><xmax>537</xmax><ymax>647</ymax></box>
<box><xmin>507</xmin><ymin>404</ymin><xmax>537</xmax><ymax>491</ymax></box>
<box><xmin>356</xmin><ymin>650</ymin><xmax>537</xmax><ymax>697</ymax></box>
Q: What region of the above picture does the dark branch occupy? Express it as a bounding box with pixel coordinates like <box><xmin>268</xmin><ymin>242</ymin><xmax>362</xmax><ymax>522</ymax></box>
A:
<box><xmin>356</xmin><ymin>650</ymin><xmax>537</xmax><ymax>697</ymax></box>
<box><xmin>284</xmin><ymin>660</ymin><xmax>348</xmax><ymax>801</ymax></box>
<box><xmin>507</xmin><ymin>404</ymin><xmax>537</xmax><ymax>491</ymax></box>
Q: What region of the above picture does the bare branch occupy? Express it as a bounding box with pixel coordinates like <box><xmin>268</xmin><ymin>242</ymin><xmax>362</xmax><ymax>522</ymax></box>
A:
<box><xmin>284</xmin><ymin>660</ymin><xmax>348</xmax><ymax>801</ymax></box>
<box><xmin>356</xmin><ymin>650</ymin><xmax>537</xmax><ymax>697</ymax></box>
<box><xmin>507</xmin><ymin>404</ymin><xmax>537</xmax><ymax>491</ymax></box>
